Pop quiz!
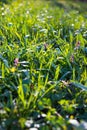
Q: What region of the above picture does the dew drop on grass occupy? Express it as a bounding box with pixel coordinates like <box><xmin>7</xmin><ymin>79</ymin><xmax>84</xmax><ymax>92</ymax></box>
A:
<box><xmin>8</xmin><ymin>22</ymin><xmax>13</xmax><ymax>27</ymax></box>
<box><xmin>25</xmin><ymin>35</ymin><xmax>30</xmax><ymax>39</ymax></box>
<box><xmin>25</xmin><ymin>119</ymin><xmax>33</xmax><ymax>128</ymax></box>
<box><xmin>29</xmin><ymin>128</ymin><xmax>38</xmax><ymax>130</ymax></box>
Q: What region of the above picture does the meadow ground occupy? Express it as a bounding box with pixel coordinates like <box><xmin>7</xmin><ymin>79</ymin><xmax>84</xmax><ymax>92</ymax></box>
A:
<box><xmin>0</xmin><ymin>0</ymin><xmax>87</xmax><ymax>129</ymax></box>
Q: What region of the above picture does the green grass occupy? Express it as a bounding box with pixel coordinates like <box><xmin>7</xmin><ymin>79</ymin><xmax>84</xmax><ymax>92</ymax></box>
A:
<box><xmin>0</xmin><ymin>0</ymin><xmax>87</xmax><ymax>129</ymax></box>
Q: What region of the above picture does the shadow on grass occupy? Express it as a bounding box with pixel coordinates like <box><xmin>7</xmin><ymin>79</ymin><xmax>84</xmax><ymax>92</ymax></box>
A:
<box><xmin>0</xmin><ymin>0</ymin><xmax>12</xmax><ymax>4</ymax></box>
<box><xmin>0</xmin><ymin>0</ymin><xmax>7</xmax><ymax>3</ymax></box>
<box><xmin>49</xmin><ymin>0</ymin><xmax>67</xmax><ymax>9</ymax></box>
<box><xmin>46</xmin><ymin>0</ymin><xmax>87</xmax><ymax>12</ymax></box>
